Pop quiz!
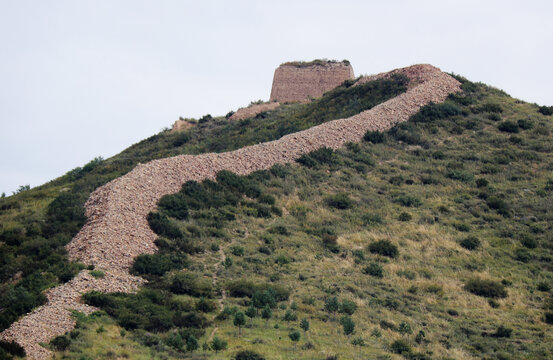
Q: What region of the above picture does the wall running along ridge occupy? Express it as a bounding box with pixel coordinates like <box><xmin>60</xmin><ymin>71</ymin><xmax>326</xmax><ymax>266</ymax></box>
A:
<box><xmin>270</xmin><ymin>61</ymin><xmax>354</xmax><ymax>103</ymax></box>
<box><xmin>0</xmin><ymin>64</ymin><xmax>461</xmax><ymax>359</ymax></box>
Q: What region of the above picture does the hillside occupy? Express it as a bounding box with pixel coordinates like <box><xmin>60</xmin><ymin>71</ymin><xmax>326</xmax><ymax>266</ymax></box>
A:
<box><xmin>1</xmin><ymin>63</ymin><xmax>553</xmax><ymax>360</ymax></box>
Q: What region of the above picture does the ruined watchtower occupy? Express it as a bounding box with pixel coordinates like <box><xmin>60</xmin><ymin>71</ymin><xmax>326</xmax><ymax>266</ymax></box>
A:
<box><xmin>269</xmin><ymin>59</ymin><xmax>354</xmax><ymax>103</ymax></box>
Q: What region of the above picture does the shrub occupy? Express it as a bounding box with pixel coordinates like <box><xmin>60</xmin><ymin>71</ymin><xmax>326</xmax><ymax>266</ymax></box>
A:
<box><xmin>494</xmin><ymin>325</ymin><xmax>512</xmax><ymax>338</ymax></box>
<box><xmin>398</xmin><ymin>212</ymin><xmax>412</xmax><ymax>221</ymax></box>
<box><xmin>234</xmin><ymin>350</ymin><xmax>266</xmax><ymax>360</ymax></box>
<box><xmin>297</xmin><ymin>147</ymin><xmax>336</xmax><ymax>168</ymax></box>
<box><xmin>340</xmin><ymin>316</ymin><xmax>355</xmax><ymax>336</ymax></box>
<box><xmin>364</xmin><ymin>131</ymin><xmax>386</xmax><ymax>143</ymax></box>
<box><xmin>322</xmin><ymin>234</ymin><xmax>339</xmax><ymax>253</ymax></box>
<box><xmin>390</xmin><ymin>339</ymin><xmax>411</xmax><ymax>354</ymax></box>
<box><xmin>464</xmin><ymin>278</ymin><xmax>507</xmax><ymax>298</ymax></box>
<box><xmin>50</xmin><ymin>335</ymin><xmax>71</xmax><ymax>351</ymax></box>
<box><xmin>363</xmin><ymin>263</ymin><xmax>384</xmax><ymax>278</ymax></box>
<box><xmin>545</xmin><ymin>312</ymin><xmax>553</xmax><ymax>324</ymax></box>
<box><xmin>325</xmin><ymin>193</ymin><xmax>353</xmax><ymax>209</ymax></box>
<box><xmin>517</xmin><ymin>119</ymin><xmax>533</xmax><ymax>130</ymax></box>
<box><xmin>537</xmin><ymin>282</ymin><xmax>551</xmax><ymax>292</ymax></box>
<box><xmin>158</xmin><ymin>194</ymin><xmax>189</xmax><ymax>220</ymax></box>
<box><xmin>460</xmin><ymin>236</ymin><xmax>480</xmax><ymax>250</ymax></box>
<box><xmin>475</xmin><ymin>178</ymin><xmax>489</xmax><ymax>188</ymax></box>
<box><xmin>196</xmin><ymin>297</ymin><xmax>217</xmax><ymax>313</ymax></box>
<box><xmin>0</xmin><ymin>340</ymin><xmax>25</xmax><ymax>357</ymax></box>
<box><xmin>538</xmin><ymin>106</ymin><xmax>553</xmax><ymax>116</ymax></box>
<box><xmin>211</xmin><ymin>336</ymin><xmax>227</xmax><ymax>352</ymax></box>
<box><xmin>340</xmin><ymin>299</ymin><xmax>357</xmax><ymax>315</ymax></box>
<box><xmin>520</xmin><ymin>235</ymin><xmax>537</xmax><ymax>249</ymax></box>
<box><xmin>147</xmin><ymin>212</ymin><xmax>183</xmax><ymax>239</ymax></box>
<box><xmin>447</xmin><ymin>170</ymin><xmax>474</xmax><ymax>182</ymax></box>
<box><xmin>368</xmin><ymin>240</ymin><xmax>399</xmax><ymax>258</ymax></box>
<box><xmin>283</xmin><ymin>310</ymin><xmax>297</xmax><ymax>321</ymax></box>
<box><xmin>230</xmin><ymin>246</ymin><xmax>245</xmax><ymax>256</ymax></box>
<box><xmin>486</xmin><ymin>196</ymin><xmax>510</xmax><ymax>217</ymax></box>
<box><xmin>498</xmin><ymin>121</ymin><xmax>519</xmax><ymax>133</ymax></box>
<box><xmin>89</xmin><ymin>270</ymin><xmax>105</xmax><ymax>278</ymax></box>
<box><xmin>410</xmin><ymin>101</ymin><xmax>461</xmax><ymax>122</ymax></box>
<box><xmin>170</xmin><ymin>273</ymin><xmax>213</xmax><ymax>297</ymax></box>
<box><xmin>362</xmin><ymin>213</ymin><xmax>383</xmax><ymax>226</ymax></box>
<box><xmin>395</xmin><ymin>195</ymin><xmax>422</xmax><ymax>207</ymax></box>
<box><xmin>131</xmin><ymin>254</ymin><xmax>187</xmax><ymax>277</ymax></box>
<box><xmin>478</xmin><ymin>103</ymin><xmax>503</xmax><ymax>113</ymax></box>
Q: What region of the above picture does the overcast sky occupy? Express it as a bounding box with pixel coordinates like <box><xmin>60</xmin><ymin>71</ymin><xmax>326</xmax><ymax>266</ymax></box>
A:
<box><xmin>1</xmin><ymin>0</ymin><xmax>552</xmax><ymax>195</ymax></box>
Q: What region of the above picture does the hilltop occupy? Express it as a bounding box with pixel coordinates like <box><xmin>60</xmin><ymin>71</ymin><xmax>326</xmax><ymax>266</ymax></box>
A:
<box><xmin>1</xmin><ymin>61</ymin><xmax>553</xmax><ymax>360</ymax></box>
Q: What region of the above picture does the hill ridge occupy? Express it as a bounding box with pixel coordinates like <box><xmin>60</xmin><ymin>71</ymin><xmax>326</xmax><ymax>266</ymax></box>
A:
<box><xmin>0</xmin><ymin>64</ymin><xmax>461</xmax><ymax>359</ymax></box>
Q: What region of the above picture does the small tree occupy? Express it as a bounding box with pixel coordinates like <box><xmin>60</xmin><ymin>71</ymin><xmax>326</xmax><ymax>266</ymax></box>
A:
<box><xmin>211</xmin><ymin>336</ymin><xmax>227</xmax><ymax>353</ymax></box>
<box><xmin>300</xmin><ymin>318</ymin><xmax>310</xmax><ymax>335</ymax></box>
<box><xmin>186</xmin><ymin>335</ymin><xmax>199</xmax><ymax>352</ymax></box>
<box><xmin>245</xmin><ymin>304</ymin><xmax>257</xmax><ymax>318</ymax></box>
<box><xmin>288</xmin><ymin>330</ymin><xmax>301</xmax><ymax>349</ymax></box>
<box><xmin>341</xmin><ymin>316</ymin><xmax>355</xmax><ymax>336</ymax></box>
<box><xmin>261</xmin><ymin>304</ymin><xmax>272</xmax><ymax>327</ymax></box>
<box><xmin>324</xmin><ymin>296</ymin><xmax>340</xmax><ymax>320</ymax></box>
<box><xmin>234</xmin><ymin>311</ymin><xmax>246</xmax><ymax>336</ymax></box>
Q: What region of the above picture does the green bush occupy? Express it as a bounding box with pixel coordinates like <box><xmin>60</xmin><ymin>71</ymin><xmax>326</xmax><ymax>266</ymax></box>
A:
<box><xmin>517</xmin><ymin>119</ymin><xmax>533</xmax><ymax>130</ymax></box>
<box><xmin>0</xmin><ymin>340</ymin><xmax>25</xmax><ymax>357</ymax></box>
<box><xmin>410</xmin><ymin>101</ymin><xmax>461</xmax><ymax>122</ymax></box>
<box><xmin>234</xmin><ymin>350</ymin><xmax>266</xmax><ymax>360</ymax></box>
<box><xmin>464</xmin><ymin>278</ymin><xmax>507</xmax><ymax>298</ymax></box>
<box><xmin>363</xmin><ymin>263</ymin><xmax>384</xmax><ymax>278</ymax></box>
<box><xmin>364</xmin><ymin>131</ymin><xmax>386</xmax><ymax>143</ymax></box>
<box><xmin>368</xmin><ymin>240</ymin><xmax>399</xmax><ymax>258</ymax></box>
<box><xmin>477</xmin><ymin>103</ymin><xmax>503</xmax><ymax>113</ymax></box>
<box><xmin>475</xmin><ymin>178</ymin><xmax>489</xmax><ymax>188</ymax></box>
<box><xmin>486</xmin><ymin>196</ymin><xmax>510</xmax><ymax>217</ymax></box>
<box><xmin>170</xmin><ymin>273</ymin><xmax>213</xmax><ymax>297</ymax></box>
<box><xmin>398</xmin><ymin>212</ymin><xmax>412</xmax><ymax>221</ymax></box>
<box><xmin>394</xmin><ymin>195</ymin><xmax>422</xmax><ymax>207</ymax></box>
<box><xmin>390</xmin><ymin>339</ymin><xmax>411</xmax><ymax>354</ymax></box>
<box><xmin>131</xmin><ymin>254</ymin><xmax>187</xmax><ymax>277</ymax></box>
<box><xmin>325</xmin><ymin>193</ymin><xmax>353</xmax><ymax>209</ymax></box>
<box><xmin>460</xmin><ymin>236</ymin><xmax>480</xmax><ymax>250</ymax></box>
<box><xmin>50</xmin><ymin>335</ymin><xmax>71</xmax><ymax>351</ymax></box>
<box><xmin>158</xmin><ymin>194</ymin><xmax>189</xmax><ymax>220</ymax></box>
<box><xmin>322</xmin><ymin>234</ymin><xmax>339</xmax><ymax>253</ymax></box>
<box><xmin>494</xmin><ymin>325</ymin><xmax>512</xmax><ymax>338</ymax></box>
<box><xmin>283</xmin><ymin>309</ymin><xmax>297</xmax><ymax>321</ymax></box>
<box><xmin>147</xmin><ymin>212</ymin><xmax>183</xmax><ymax>239</ymax></box>
<box><xmin>544</xmin><ymin>312</ymin><xmax>553</xmax><ymax>324</ymax></box>
<box><xmin>498</xmin><ymin>121</ymin><xmax>519</xmax><ymax>133</ymax></box>
<box><xmin>537</xmin><ymin>282</ymin><xmax>551</xmax><ymax>292</ymax></box>
<box><xmin>538</xmin><ymin>106</ymin><xmax>553</xmax><ymax>116</ymax></box>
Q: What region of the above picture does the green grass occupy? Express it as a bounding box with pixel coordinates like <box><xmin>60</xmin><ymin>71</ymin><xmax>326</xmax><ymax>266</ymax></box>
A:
<box><xmin>0</xmin><ymin>75</ymin><xmax>408</xmax><ymax>334</ymax></box>
<box><xmin>3</xmin><ymin>72</ymin><xmax>553</xmax><ymax>359</ymax></box>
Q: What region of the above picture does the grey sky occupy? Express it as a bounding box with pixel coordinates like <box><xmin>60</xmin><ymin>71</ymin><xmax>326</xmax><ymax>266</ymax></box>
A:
<box><xmin>1</xmin><ymin>0</ymin><xmax>552</xmax><ymax>195</ymax></box>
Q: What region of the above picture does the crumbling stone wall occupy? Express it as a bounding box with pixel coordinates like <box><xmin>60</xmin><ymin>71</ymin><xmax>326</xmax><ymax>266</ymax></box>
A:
<box><xmin>270</xmin><ymin>60</ymin><xmax>354</xmax><ymax>103</ymax></box>
<box><xmin>0</xmin><ymin>64</ymin><xmax>461</xmax><ymax>360</ymax></box>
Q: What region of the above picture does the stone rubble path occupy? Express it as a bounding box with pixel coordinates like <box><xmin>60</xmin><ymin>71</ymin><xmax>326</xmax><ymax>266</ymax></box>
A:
<box><xmin>0</xmin><ymin>64</ymin><xmax>460</xmax><ymax>359</ymax></box>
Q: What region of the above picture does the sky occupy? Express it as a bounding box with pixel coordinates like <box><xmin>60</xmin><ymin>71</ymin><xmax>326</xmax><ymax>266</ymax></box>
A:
<box><xmin>1</xmin><ymin>0</ymin><xmax>552</xmax><ymax>195</ymax></box>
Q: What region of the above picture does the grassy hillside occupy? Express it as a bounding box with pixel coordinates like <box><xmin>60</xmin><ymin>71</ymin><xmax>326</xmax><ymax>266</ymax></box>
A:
<box><xmin>35</xmin><ymin>77</ymin><xmax>553</xmax><ymax>360</ymax></box>
<box><xmin>0</xmin><ymin>74</ymin><xmax>408</xmax><ymax>343</ymax></box>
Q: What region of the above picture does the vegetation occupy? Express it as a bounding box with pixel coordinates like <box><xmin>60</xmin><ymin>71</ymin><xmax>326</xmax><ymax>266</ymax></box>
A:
<box><xmin>2</xmin><ymin>73</ymin><xmax>553</xmax><ymax>359</ymax></box>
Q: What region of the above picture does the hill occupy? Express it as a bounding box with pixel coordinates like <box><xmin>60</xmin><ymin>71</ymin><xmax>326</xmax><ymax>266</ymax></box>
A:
<box><xmin>1</xmin><ymin>63</ymin><xmax>553</xmax><ymax>360</ymax></box>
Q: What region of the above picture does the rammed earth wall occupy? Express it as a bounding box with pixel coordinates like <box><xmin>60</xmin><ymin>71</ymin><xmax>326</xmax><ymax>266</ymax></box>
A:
<box><xmin>270</xmin><ymin>61</ymin><xmax>354</xmax><ymax>103</ymax></box>
<box><xmin>0</xmin><ymin>64</ymin><xmax>460</xmax><ymax>359</ymax></box>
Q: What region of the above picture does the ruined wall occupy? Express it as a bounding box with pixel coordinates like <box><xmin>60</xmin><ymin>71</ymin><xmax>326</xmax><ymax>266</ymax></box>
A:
<box><xmin>1</xmin><ymin>64</ymin><xmax>461</xmax><ymax>360</ymax></box>
<box><xmin>269</xmin><ymin>61</ymin><xmax>354</xmax><ymax>103</ymax></box>
<box><xmin>229</xmin><ymin>102</ymin><xmax>280</xmax><ymax>121</ymax></box>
